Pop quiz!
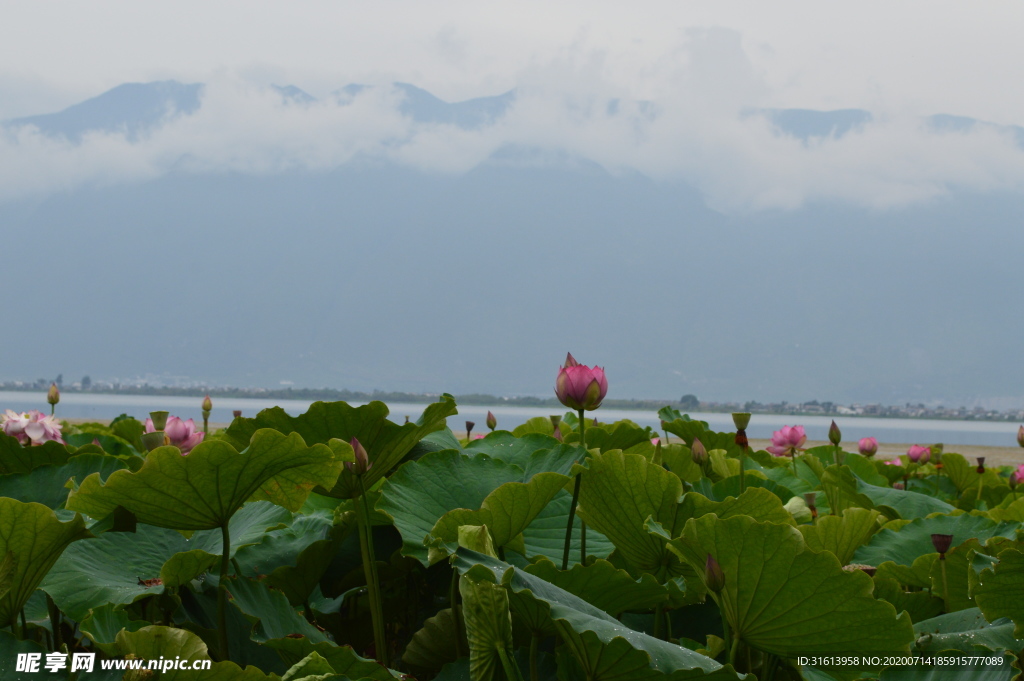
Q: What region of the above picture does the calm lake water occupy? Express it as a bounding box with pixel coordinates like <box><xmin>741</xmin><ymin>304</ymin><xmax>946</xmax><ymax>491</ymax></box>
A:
<box><xmin>2</xmin><ymin>391</ymin><xmax>1021</xmax><ymax>448</ymax></box>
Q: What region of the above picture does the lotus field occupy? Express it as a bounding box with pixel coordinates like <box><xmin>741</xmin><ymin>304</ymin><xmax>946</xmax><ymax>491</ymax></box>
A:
<box><xmin>2</xmin><ymin>361</ymin><xmax>1024</xmax><ymax>681</ymax></box>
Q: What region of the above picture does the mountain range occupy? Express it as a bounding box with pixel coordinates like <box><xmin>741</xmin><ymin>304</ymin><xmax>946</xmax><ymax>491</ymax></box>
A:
<box><xmin>3</xmin><ymin>80</ymin><xmax>1023</xmax><ymax>408</ymax></box>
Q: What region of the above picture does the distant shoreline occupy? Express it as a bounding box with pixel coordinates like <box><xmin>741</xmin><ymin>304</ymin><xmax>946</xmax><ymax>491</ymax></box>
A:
<box><xmin>4</xmin><ymin>384</ymin><xmax>1023</xmax><ymax>424</ymax></box>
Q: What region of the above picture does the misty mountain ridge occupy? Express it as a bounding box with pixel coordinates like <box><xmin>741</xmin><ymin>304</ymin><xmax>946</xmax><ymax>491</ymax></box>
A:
<box><xmin>7</xmin><ymin>79</ymin><xmax>1022</xmax><ymax>149</ymax></box>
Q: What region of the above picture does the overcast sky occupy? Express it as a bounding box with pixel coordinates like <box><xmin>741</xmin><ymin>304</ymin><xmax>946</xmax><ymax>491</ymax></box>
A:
<box><xmin>3</xmin><ymin>1</ymin><xmax>1024</xmax><ymax>121</ymax></box>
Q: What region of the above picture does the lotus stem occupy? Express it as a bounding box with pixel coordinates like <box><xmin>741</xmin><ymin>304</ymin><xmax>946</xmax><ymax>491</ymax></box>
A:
<box><xmin>46</xmin><ymin>593</ymin><xmax>62</xmax><ymax>651</ymax></box>
<box><xmin>580</xmin><ymin>519</ymin><xmax>587</xmax><ymax>566</ymax></box>
<box><xmin>497</xmin><ymin>647</ymin><xmax>526</xmax><ymax>681</ymax></box>
<box><xmin>450</xmin><ymin>566</ymin><xmax>466</xmax><ymax>659</ymax></box>
<box><xmin>653</xmin><ymin>604</ymin><xmax>664</xmax><ymax>640</ymax></box>
<box><xmin>940</xmin><ymin>555</ymin><xmax>950</xmax><ymax>607</ymax></box>
<box><xmin>729</xmin><ymin>635</ymin><xmax>740</xmax><ymax>669</ymax></box>
<box><xmin>356</xmin><ymin>476</ymin><xmax>388</xmax><ymax>665</ymax></box>
<box><xmin>721</xmin><ymin>616</ymin><xmax>732</xmax><ymax>665</ymax></box>
<box><xmin>218</xmin><ymin>523</ymin><xmax>230</xmax><ymax>661</ymax></box>
<box><xmin>530</xmin><ymin>633</ymin><xmax>540</xmax><ymax>681</ymax></box>
<box><xmin>562</xmin><ymin>409</ymin><xmax>587</xmax><ymax>570</ymax></box>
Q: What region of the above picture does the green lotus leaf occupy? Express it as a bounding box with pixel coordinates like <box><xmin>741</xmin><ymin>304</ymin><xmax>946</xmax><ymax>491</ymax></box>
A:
<box><xmin>115</xmin><ymin>625</ymin><xmax>276</xmax><ymax>680</ymax></box>
<box><xmin>928</xmin><ymin>539</ymin><xmax>984</xmax><ymax>613</ymax></box>
<box><xmin>660</xmin><ymin>444</ymin><xmax>703</xmax><ymax>484</ymax></box>
<box><xmin>942</xmin><ymin>454</ymin><xmax>1005</xmax><ymax>494</ymax></box>
<box><xmin>78</xmin><ymin>603</ymin><xmax>150</xmax><ymax>655</ymax></box>
<box><xmin>667</xmin><ymin>514</ymin><xmax>914</xmax><ymax>658</ymax></box>
<box><xmin>821</xmin><ymin>465</ymin><xmax>955</xmax><ymax>519</ymax></box>
<box><xmin>66</xmin><ymin>430</ymin><xmax>339</xmax><ymax>530</ymax></box>
<box><xmin>43</xmin><ymin>503</ymin><xmax>291</xmax><ymax>620</ymax></box>
<box><xmin>0</xmin><ymin>498</ymin><xmax>91</xmax><ymax>628</ymax></box>
<box><xmin>912</xmin><ymin>608</ymin><xmax>1023</xmax><ymax>655</ymax></box>
<box><xmin>262</xmin><ymin>637</ymin><xmax>401</xmax><ymax>679</ymax></box>
<box><xmin>987</xmin><ymin>496</ymin><xmax>1024</xmax><ymax>522</ymax></box>
<box><xmin>519</xmin><ymin>490</ymin><xmax>614</xmax><ymax>564</ymax></box>
<box><xmin>465</xmin><ymin>432</ymin><xmax>562</xmax><ymax>468</ymax></box>
<box><xmin>0</xmin><ymin>432</ymin><xmax>73</xmax><ymax>474</ymax></box>
<box><xmin>222</xmin><ymin>396</ymin><xmax>457</xmax><ymax>498</ymax></box>
<box><xmin>873</xmin><ymin>577</ymin><xmax>944</xmax><ymax>623</ymax></box>
<box><xmin>523</xmin><ymin>557</ymin><xmax>669</xmax><ymax>616</ymax></box>
<box><xmin>799</xmin><ymin>508</ymin><xmax>882</xmax><ymax>565</ymax></box>
<box><xmin>0</xmin><ymin>630</ymin><xmax>47</xmax><ymax>677</ymax></box>
<box><xmin>282</xmin><ymin>651</ymin><xmax>338</xmax><ymax>679</ymax></box>
<box><xmin>661</xmin><ymin>419</ymin><xmax>741</xmax><ymax>459</ymax></box>
<box><xmin>677</xmin><ymin>487</ymin><xmax>796</xmax><ymax>527</ymax></box>
<box><xmin>430</xmin><ymin>471</ymin><xmax>571</xmax><ymax>559</ymax></box>
<box><xmin>703</xmin><ymin>474</ymin><xmax>794</xmax><ymax>504</ymax></box>
<box><xmin>224</xmin><ymin>575</ymin><xmax>328</xmax><ymax>643</ymax></box>
<box><xmin>0</xmin><ymin>452</ymin><xmax>130</xmax><ymax>509</ymax></box>
<box><xmin>573</xmin><ymin>420</ymin><xmax>653</xmax><ymax>453</ymax></box>
<box><xmin>402</xmin><ymin>607</ymin><xmax>462</xmax><ymax>674</ymax></box>
<box><xmin>162</xmin><ymin>550</ymin><xmax>222</xmax><ymax>588</ymax></box>
<box><xmin>808</xmin><ymin>447</ymin><xmax>889</xmax><ymax>487</ymax></box>
<box><xmin>575</xmin><ymin>450</ymin><xmax>684</xmax><ymax>576</ymax></box>
<box><xmin>970</xmin><ymin>549</ymin><xmax>1024</xmax><ymax>637</ymax></box>
<box><xmin>261</xmin><ymin>513</ymin><xmax>356</xmax><ymax>605</ymax></box>
<box><xmin>377</xmin><ymin>449</ymin><xmax>525</xmax><ymax>564</ymax></box>
<box><xmin>453</xmin><ymin>548</ymin><xmax>746</xmax><ymax>681</ymax></box>
<box><xmin>460</xmin><ymin>564</ymin><xmax>516</xmax><ymax>681</ymax></box>
<box><xmin>852</xmin><ymin>513</ymin><xmax>1019</xmax><ymax>567</ymax></box>
<box><xmin>876</xmin><ymin>554</ymin><xmax>940</xmax><ymax>589</ymax></box>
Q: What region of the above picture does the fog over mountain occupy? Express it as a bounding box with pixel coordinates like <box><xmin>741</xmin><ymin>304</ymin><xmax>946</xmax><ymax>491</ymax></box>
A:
<box><xmin>3</xmin><ymin>77</ymin><xmax>1023</xmax><ymax>408</ymax></box>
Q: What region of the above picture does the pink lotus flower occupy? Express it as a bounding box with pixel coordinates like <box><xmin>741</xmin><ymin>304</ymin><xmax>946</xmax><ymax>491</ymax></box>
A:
<box><xmin>1</xmin><ymin>409</ymin><xmax>65</xmax><ymax>445</ymax></box>
<box><xmin>651</xmin><ymin>437</ymin><xmax>660</xmax><ymax>446</ymax></box>
<box><xmin>1013</xmin><ymin>464</ymin><xmax>1024</xmax><ymax>486</ymax></box>
<box><xmin>884</xmin><ymin>459</ymin><xmax>900</xmax><ymax>466</ymax></box>
<box><xmin>906</xmin><ymin>445</ymin><xmax>931</xmax><ymax>463</ymax></box>
<box><xmin>766</xmin><ymin>425</ymin><xmax>806</xmax><ymax>458</ymax></box>
<box><xmin>144</xmin><ymin>415</ymin><xmax>204</xmax><ymax>454</ymax></box>
<box><xmin>555</xmin><ymin>353</ymin><xmax>608</xmax><ymax>412</ymax></box>
<box><xmin>858</xmin><ymin>437</ymin><xmax>878</xmax><ymax>457</ymax></box>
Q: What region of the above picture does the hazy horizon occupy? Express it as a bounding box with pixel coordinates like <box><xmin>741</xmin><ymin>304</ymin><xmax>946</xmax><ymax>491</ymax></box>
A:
<box><xmin>3</xmin><ymin>4</ymin><xmax>1023</xmax><ymax>409</ymax></box>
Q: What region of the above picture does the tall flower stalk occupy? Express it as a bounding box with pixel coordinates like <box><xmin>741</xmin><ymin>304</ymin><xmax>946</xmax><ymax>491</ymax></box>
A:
<box><xmin>732</xmin><ymin>413</ymin><xmax>750</xmax><ymax>493</ymax></box>
<box><xmin>555</xmin><ymin>353</ymin><xmax>607</xmax><ymax>570</ymax></box>
<box><xmin>349</xmin><ymin>438</ymin><xmax>388</xmax><ymax>665</ymax></box>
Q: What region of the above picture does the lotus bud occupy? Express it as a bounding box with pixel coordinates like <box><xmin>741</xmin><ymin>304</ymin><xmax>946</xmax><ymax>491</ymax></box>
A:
<box><xmin>858</xmin><ymin>437</ymin><xmax>878</xmax><ymax>458</ymax></box>
<box><xmin>465</xmin><ymin>421</ymin><xmax>475</xmax><ymax>439</ymax></box>
<box><xmin>691</xmin><ymin>438</ymin><xmax>708</xmax><ymax>466</ymax></box>
<box><xmin>1011</xmin><ymin>464</ymin><xmax>1024</xmax><ymax>487</ymax></box>
<box><xmin>976</xmin><ymin>457</ymin><xmax>985</xmax><ymax>474</ymax></box>
<box><xmin>47</xmin><ymin>383</ymin><xmax>60</xmax><ymax>406</ymax></box>
<box><xmin>931</xmin><ymin>533</ymin><xmax>953</xmax><ymax>557</ymax></box>
<box><xmin>906</xmin><ymin>445</ymin><xmax>930</xmax><ymax>463</ymax></box>
<box><xmin>803</xmin><ymin>492</ymin><xmax>818</xmax><ymax>520</ymax></box>
<box><xmin>731</xmin><ymin>412</ymin><xmax>751</xmax><ymax>430</ymax></box>
<box><xmin>828</xmin><ymin>420</ymin><xmax>841</xmax><ymax>446</ymax></box>
<box><xmin>201</xmin><ymin>394</ymin><xmax>212</xmax><ymax>412</ymax></box>
<box><xmin>705</xmin><ymin>554</ymin><xmax>725</xmax><ymax>593</ymax></box>
<box><xmin>232</xmin><ymin>410</ymin><xmax>242</xmax><ymax>419</ymax></box>
<box><xmin>149</xmin><ymin>411</ymin><xmax>169</xmax><ymax>431</ymax></box>
<box><xmin>555</xmin><ymin>355</ymin><xmax>608</xmax><ymax>411</ymax></box>
<box><xmin>1018</xmin><ymin>426</ymin><xmax>1024</xmax><ymax>448</ymax></box>
<box><xmin>486</xmin><ymin>411</ymin><xmax>497</xmax><ymax>431</ymax></box>
<box><xmin>345</xmin><ymin>437</ymin><xmax>372</xmax><ymax>476</ymax></box>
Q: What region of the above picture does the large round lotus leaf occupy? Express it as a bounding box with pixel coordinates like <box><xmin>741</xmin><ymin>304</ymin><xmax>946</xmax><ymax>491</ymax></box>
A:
<box><xmin>221</xmin><ymin>396</ymin><xmax>456</xmax><ymax>498</ymax></box>
<box><xmin>912</xmin><ymin>608</ymin><xmax>1023</xmax><ymax>655</ymax></box>
<box><xmin>115</xmin><ymin>626</ymin><xmax>277</xmax><ymax>680</ymax></box>
<box><xmin>464</xmin><ymin>433</ymin><xmax>562</xmax><ymax>469</ymax></box>
<box><xmin>65</xmin><ymin>430</ymin><xmax>339</xmax><ymax>530</ymax></box>
<box><xmin>42</xmin><ymin>503</ymin><xmax>292</xmax><ymax>620</ymax></box>
<box><xmin>852</xmin><ymin>513</ymin><xmax>1019</xmax><ymax>568</ymax></box>
<box><xmin>453</xmin><ymin>549</ymin><xmax>745</xmax><ymax>681</ymax></box>
<box><xmin>872</xmin><ymin>577</ymin><xmax>944</xmax><ymax>623</ymax></box>
<box><xmin>0</xmin><ymin>453</ymin><xmax>129</xmax><ymax>509</ymax></box>
<box><xmin>523</xmin><ymin>558</ymin><xmax>669</xmax><ymax>617</ymax></box>
<box><xmin>430</xmin><ymin>471</ymin><xmax>571</xmax><ymax>559</ymax></box>
<box><xmin>799</xmin><ymin>508</ymin><xmax>882</xmax><ymax>566</ymax></box>
<box><xmin>0</xmin><ymin>498</ymin><xmax>91</xmax><ymax>629</ymax></box>
<box><xmin>519</xmin><ymin>490</ymin><xmax>614</xmax><ymax>564</ymax></box>
<box><xmin>575</xmin><ymin>450</ymin><xmax>683</xmax><ymax>576</ymax></box>
<box><xmin>0</xmin><ymin>432</ymin><xmax>73</xmax><ymax>474</ymax></box>
<box><xmin>821</xmin><ymin>465</ymin><xmax>955</xmax><ymax>519</ymax></box>
<box><xmin>78</xmin><ymin>603</ymin><xmax>149</xmax><ymax>656</ymax></box>
<box><xmin>377</xmin><ymin>449</ymin><xmax>526</xmax><ymax>564</ymax></box>
<box><xmin>223</xmin><ymin>575</ymin><xmax>328</xmax><ymax>643</ymax></box>
<box><xmin>460</xmin><ymin>564</ymin><xmax>515</xmax><ymax>681</ymax></box>
<box><xmin>971</xmin><ymin>549</ymin><xmax>1024</xmax><ymax>638</ymax></box>
<box><xmin>667</xmin><ymin>514</ymin><xmax>914</xmax><ymax>658</ymax></box>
